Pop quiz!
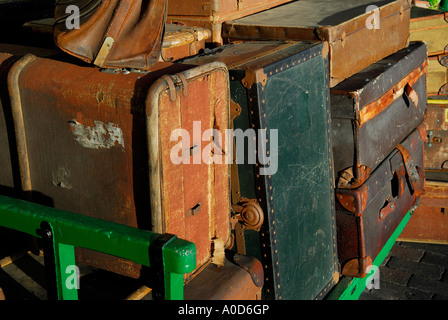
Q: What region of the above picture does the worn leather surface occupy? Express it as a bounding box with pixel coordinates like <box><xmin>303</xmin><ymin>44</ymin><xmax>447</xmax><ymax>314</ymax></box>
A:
<box><xmin>54</xmin><ymin>0</ymin><xmax>167</xmax><ymax>70</ymax></box>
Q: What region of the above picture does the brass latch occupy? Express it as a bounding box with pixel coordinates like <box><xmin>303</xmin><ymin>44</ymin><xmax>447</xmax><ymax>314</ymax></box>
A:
<box><xmin>231</xmin><ymin>198</ymin><xmax>264</xmax><ymax>231</ymax></box>
<box><xmin>230</xmin><ymin>198</ymin><xmax>264</xmax><ymax>255</ymax></box>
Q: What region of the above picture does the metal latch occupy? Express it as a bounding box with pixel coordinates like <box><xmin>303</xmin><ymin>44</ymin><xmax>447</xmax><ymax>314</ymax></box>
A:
<box><xmin>230</xmin><ymin>198</ymin><xmax>264</xmax><ymax>256</ymax></box>
<box><xmin>231</xmin><ymin>198</ymin><xmax>264</xmax><ymax>231</ymax></box>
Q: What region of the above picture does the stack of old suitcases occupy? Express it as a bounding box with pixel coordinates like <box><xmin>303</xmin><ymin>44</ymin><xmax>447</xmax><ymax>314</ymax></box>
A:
<box><xmin>397</xmin><ymin>3</ymin><xmax>448</xmax><ymax>244</ymax></box>
<box><xmin>215</xmin><ymin>0</ymin><xmax>427</xmax><ymax>292</ymax></box>
<box><xmin>0</xmin><ymin>0</ymin><xmax>439</xmax><ymax>301</ymax></box>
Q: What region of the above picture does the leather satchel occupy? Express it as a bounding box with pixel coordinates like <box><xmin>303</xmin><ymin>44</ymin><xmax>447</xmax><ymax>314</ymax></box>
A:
<box><xmin>53</xmin><ymin>0</ymin><xmax>167</xmax><ymax>70</ymax></box>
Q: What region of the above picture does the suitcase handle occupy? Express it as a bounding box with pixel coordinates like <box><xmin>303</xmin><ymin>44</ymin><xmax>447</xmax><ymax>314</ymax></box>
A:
<box><xmin>404</xmin><ymin>83</ymin><xmax>419</xmax><ymax>109</ymax></box>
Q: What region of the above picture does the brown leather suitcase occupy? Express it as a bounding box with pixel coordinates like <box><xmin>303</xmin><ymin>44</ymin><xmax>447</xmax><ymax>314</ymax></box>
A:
<box><xmin>410</xmin><ymin>6</ymin><xmax>448</xmax><ymax>56</ymax></box>
<box><xmin>53</xmin><ymin>0</ymin><xmax>167</xmax><ymax>70</ymax></box>
<box><xmin>331</xmin><ymin>41</ymin><xmax>427</xmax><ymax>189</ymax></box>
<box><xmin>161</xmin><ymin>24</ymin><xmax>211</xmax><ymax>61</ymax></box>
<box><xmin>398</xmin><ymin>180</ymin><xmax>448</xmax><ymax>244</ymax></box>
<box><xmin>22</xmin><ymin>18</ymin><xmax>211</xmax><ymax>63</ymax></box>
<box><xmin>222</xmin><ymin>0</ymin><xmax>411</xmax><ymax>87</ymax></box>
<box><xmin>7</xmin><ymin>54</ymin><xmax>231</xmax><ymax>279</ymax></box>
<box><xmin>166</xmin><ymin>0</ymin><xmax>293</xmax><ymax>46</ymax></box>
<box><xmin>335</xmin><ymin>124</ymin><xmax>426</xmax><ymax>278</ymax></box>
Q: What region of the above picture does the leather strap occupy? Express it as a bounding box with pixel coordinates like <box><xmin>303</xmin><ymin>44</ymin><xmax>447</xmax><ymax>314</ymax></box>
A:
<box><xmin>395</xmin><ymin>144</ymin><xmax>424</xmax><ymax>197</ymax></box>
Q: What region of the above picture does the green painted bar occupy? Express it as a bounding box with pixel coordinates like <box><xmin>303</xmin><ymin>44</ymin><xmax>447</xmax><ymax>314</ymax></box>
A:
<box><xmin>0</xmin><ymin>195</ymin><xmax>196</xmax><ymax>274</ymax></box>
<box><xmin>327</xmin><ymin>210</ymin><xmax>413</xmax><ymax>300</ymax></box>
<box><xmin>54</xmin><ymin>242</ymin><xmax>78</xmax><ymax>300</ymax></box>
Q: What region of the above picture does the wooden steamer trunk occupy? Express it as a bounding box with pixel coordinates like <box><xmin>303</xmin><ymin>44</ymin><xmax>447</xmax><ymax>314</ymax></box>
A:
<box><xmin>222</xmin><ymin>0</ymin><xmax>412</xmax><ymax>87</ymax></box>
<box><xmin>181</xmin><ymin>41</ymin><xmax>339</xmax><ymax>300</ymax></box>
<box><xmin>6</xmin><ymin>54</ymin><xmax>232</xmax><ymax>281</ymax></box>
<box><xmin>166</xmin><ymin>0</ymin><xmax>293</xmax><ymax>46</ymax></box>
<box><xmin>335</xmin><ymin>125</ymin><xmax>426</xmax><ymax>278</ymax></box>
<box><xmin>331</xmin><ymin>42</ymin><xmax>428</xmax><ymax>189</ymax></box>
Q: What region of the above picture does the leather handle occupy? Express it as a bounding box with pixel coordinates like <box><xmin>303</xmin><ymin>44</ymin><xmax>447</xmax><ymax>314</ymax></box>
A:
<box><xmin>379</xmin><ymin>201</ymin><xmax>396</xmax><ymax>220</ymax></box>
<box><xmin>405</xmin><ymin>83</ymin><xmax>419</xmax><ymax>109</ymax></box>
<box><xmin>396</xmin><ymin>144</ymin><xmax>424</xmax><ymax>198</ymax></box>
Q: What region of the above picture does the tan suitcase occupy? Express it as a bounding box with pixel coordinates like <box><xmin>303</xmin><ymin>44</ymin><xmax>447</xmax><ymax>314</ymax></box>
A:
<box><xmin>166</xmin><ymin>0</ymin><xmax>293</xmax><ymax>46</ymax></box>
<box><xmin>222</xmin><ymin>0</ymin><xmax>411</xmax><ymax>87</ymax></box>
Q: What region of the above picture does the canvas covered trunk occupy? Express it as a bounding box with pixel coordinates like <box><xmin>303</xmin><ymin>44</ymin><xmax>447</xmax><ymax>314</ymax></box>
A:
<box><xmin>181</xmin><ymin>41</ymin><xmax>339</xmax><ymax>300</ymax></box>
<box><xmin>331</xmin><ymin>41</ymin><xmax>427</xmax><ymax>189</ymax></box>
<box><xmin>6</xmin><ymin>54</ymin><xmax>231</xmax><ymax>280</ymax></box>
<box><xmin>222</xmin><ymin>0</ymin><xmax>411</xmax><ymax>87</ymax></box>
<box><xmin>335</xmin><ymin>124</ymin><xmax>426</xmax><ymax>278</ymax></box>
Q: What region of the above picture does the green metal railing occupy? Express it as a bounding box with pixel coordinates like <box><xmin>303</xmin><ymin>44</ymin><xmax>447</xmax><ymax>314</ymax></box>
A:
<box><xmin>326</xmin><ymin>209</ymin><xmax>413</xmax><ymax>300</ymax></box>
<box><xmin>0</xmin><ymin>195</ymin><xmax>196</xmax><ymax>300</ymax></box>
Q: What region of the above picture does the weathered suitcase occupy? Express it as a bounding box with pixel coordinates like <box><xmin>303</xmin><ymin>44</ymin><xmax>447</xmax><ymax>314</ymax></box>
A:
<box><xmin>161</xmin><ymin>24</ymin><xmax>211</xmax><ymax>61</ymax></box>
<box><xmin>336</xmin><ymin>124</ymin><xmax>426</xmax><ymax>278</ymax></box>
<box><xmin>427</xmin><ymin>54</ymin><xmax>448</xmax><ymax>96</ymax></box>
<box><xmin>398</xmin><ymin>180</ymin><xmax>448</xmax><ymax>244</ymax></box>
<box><xmin>331</xmin><ymin>41</ymin><xmax>427</xmax><ymax>189</ymax></box>
<box><xmin>22</xmin><ymin>18</ymin><xmax>212</xmax><ymax>63</ymax></box>
<box><xmin>7</xmin><ymin>54</ymin><xmax>231</xmax><ymax>279</ymax></box>
<box><xmin>166</xmin><ymin>0</ymin><xmax>293</xmax><ymax>46</ymax></box>
<box><xmin>424</xmin><ymin>103</ymin><xmax>448</xmax><ymax>176</ymax></box>
<box><xmin>181</xmin><ymin>41</ymin><xmax>339</xmax><ymax>300</ymax></box>
<box><xmin>222</xmin><ymin>0</ymin><xmax>412</xmax><ymax>87</ymax></box>
<box><xmin>410</xmin><ymin>6</ymin><xmax>448</xmax><ymax>56</ymax></box>
<box><xmin>53</xmin><ymin>0</ymin><xmax>167</xmax><ymax>71</ymax></box>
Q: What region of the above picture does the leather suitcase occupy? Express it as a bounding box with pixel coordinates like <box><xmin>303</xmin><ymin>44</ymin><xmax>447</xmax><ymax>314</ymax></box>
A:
<box><xmin>331</xmin><ymin>42</ymin><xmax>427</xmax><ymax>189</ymax></box>
<box><xmin>7</xmin><ymin>54</ymin><xmax>231</xmax><ymax>279</ymax></box>
<box><xmin>222</xmin><ymin>0</ymin><xmax>412</xmax><ymax>87</ymax></box>
<box><xmin>427</xmin><ymin>54</ymin><xmax>448</xmax><ymax>96</ymax></box>
<box><xmin>22</xmin><ymin>18</ymin><xmax>212</xmax><ymax>63</ymax></box>
<box><xmin>424</xmin><ymin>103</ymin><xmax>448</xmax><ymax>177</ymax></box>
<box><xmin>398</xmin><ymin>180</ymin><xmax>448</xmax><ymax>244</ymax></box>
<box><xmin>336</xmin><ymin>124</ymin><xmax>426</xmax><ymax>278</ymax></box>
<box><xmin>166</xmin><ymin>0</ymin><xmax>293</xmax><ymax>46</ymax></box>
<box><xmin>410</xmin><ymin>6</ymin><xmax>448</xmax><ymax>56</ymax></box>
<box><xmin>161</xmin><ymin>24</ymin><xmax>211</xmax><ymax>61</ymax></box>
<box><xmin>181</xmin><ymin>41</ymin><xmax>339</xmax><ymax>300</ymax></box>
